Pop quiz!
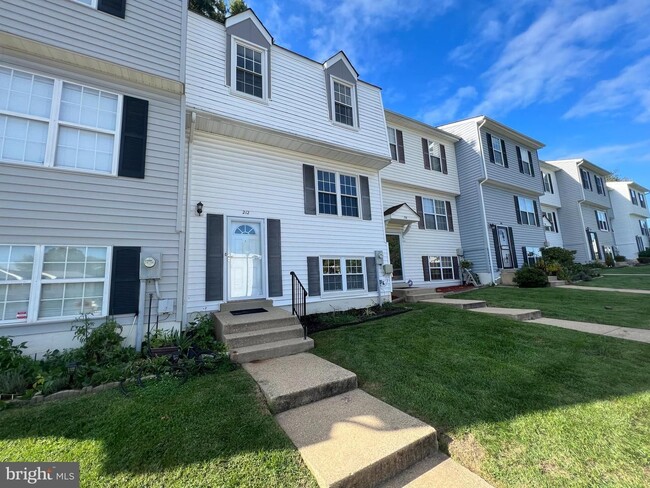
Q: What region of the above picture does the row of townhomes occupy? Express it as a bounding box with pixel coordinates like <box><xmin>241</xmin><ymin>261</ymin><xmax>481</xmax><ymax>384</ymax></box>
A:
<box><xmin>1</xmin><ymin>2</ymin><xmax>648</xmax><ymax>355</ymax></box>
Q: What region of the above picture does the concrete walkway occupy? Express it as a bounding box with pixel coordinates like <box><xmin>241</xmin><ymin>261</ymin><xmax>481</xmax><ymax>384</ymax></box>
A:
<box><xmin>528</xmin><ymin>318</ymin><xmax>650</xmax><ymax>343</ymax></box>
<box><xmin>563</xmin><ymin>285</ymin><xmax>650</xmax><ymax>294</ymax></box>
<box><xmin>244</xmin><ymin>353</ymin><xmax>494</xmax><ymax>488</ymax></box>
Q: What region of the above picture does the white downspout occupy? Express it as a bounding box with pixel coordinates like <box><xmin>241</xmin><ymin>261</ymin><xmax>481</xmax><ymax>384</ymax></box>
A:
<box><xmin>476</xmin><ymin>119</ymin><xmax>496</xmax><ymax>284</ymax></box>
<box><xmin>180</xmin><ymin>112</ymin><xmax>197</xmax><ymax>323</ymax></box>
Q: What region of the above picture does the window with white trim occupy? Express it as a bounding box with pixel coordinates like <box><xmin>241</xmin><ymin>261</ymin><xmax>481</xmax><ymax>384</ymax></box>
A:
<box><xmin>543</xmin><ymin>211</ymin><xmax>556</xmax><ymax>232</ymax></box>
<box><xmin>235</xmin><ymin>42</ymin><xmax>264</xmax><ymax>99</ymax></box>
<box><xmin>630</xmin><ymin>189</ymin><xmax>638</xmax><ymax>205</ymax></box>
<box><xmin>639</xmin><ymin>219</ymin><xmax>649</xmax><ymax>237</ymax></box>
<box><xmin>580</xmin><ymin>168</ymin><xmax>592</xmax><ymax>190</ymax></box>
<box><xmin>524</xmin><ymin>247</ymin><xmax>542</xmax><ymax>266</ymax></box>
<box><xmin>639</xmin><ymin>192</ymin><xmax>647</xmax><ymax>208</ymax></box>
<box><xmin>596</xmin><ymin>210</ymin><xmax>609</xmax><ymax>231</ymax></box>
<box><xmin>0</xmin><ymin>245</ymin><xmax>110</xmax><ymax>324</ymax></box>
<box><xmin>426</xmin><ymin>139</ymin><xmax>442</xmax><ymax>172</ymax></box>
<box><xmin>543</xmin><ymin>172</ymin><xmax>554</xmax><ymax>194</ymax></box>
<box><xmin>316</xmin><ymin>169</ymin><xmax>359</xmax><ymax>217</ymax></box>
<box><xmin>387</xmin><ymin>126</ymin><xmax>398</xmax><ymax>161</ymax></box>
<box><xmin>0</xmin><ymin>66</ymin><xmax>122</xmax><ymax>175</ymax></box>
<box><xmin>321</xmin><ymin>257</ymin><xmax>365</xmax><ymax>293</ymax></box>
<box><xmin>492</xmin><ymin>135</ymin><xmax>504</xmax><ymax>166</ymax></box>
<box><xmin>517</xmin><ymin>196</ymin><xmax>537</xmax><ymax>226</ymax></box>
<box><xmin>594</xmin><ymin>175</ymin><xmax>605</xmax><ymax>195</ymax></box>
<box><xmin>422</xmin><ymin>198</ymin><xmax>448</xmax><ymax>231</ymax></box>
<box><xmin>428</xmin><ymin>256</ymin><xmax>455</xmax><ymax>280</ymax></box>
<box><xmin>332</xmin><ymin>79</ymin><xmax>355</xmax><ymax>127</ymax></box>
<box><xmin>520</xmin><ymin>148</ymin><xmax>533</xmax><ymax>175</ymax></box>
<box><xmin>71</xmin><ymin>0</ymin><xmax>97</xmax><ymax>7</ymax></box>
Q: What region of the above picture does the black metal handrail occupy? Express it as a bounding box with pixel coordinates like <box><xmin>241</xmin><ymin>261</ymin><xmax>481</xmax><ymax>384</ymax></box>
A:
<box><xmin>290</xmin><ymin>271</ymin><xmax>308</xmax><ymax>339</ymax></box>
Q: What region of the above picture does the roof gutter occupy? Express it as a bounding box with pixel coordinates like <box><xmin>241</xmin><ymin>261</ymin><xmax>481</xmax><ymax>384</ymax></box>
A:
<box><xmin>476</xmin><ymin>118</ymin><xmax>496</xmax><ymax>284</ymax></box>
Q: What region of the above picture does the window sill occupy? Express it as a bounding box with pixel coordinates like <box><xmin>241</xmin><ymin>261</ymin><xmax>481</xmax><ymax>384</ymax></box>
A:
<box><xmin>330</xmin><ymin>120</ymin><xmax>360</xmax><ymax>132</ymax></box>
<box><xmin>228</xmin><ymin>86</ymin><xmax>269</xmax><ymax>106</ymax></box>
<box><xmin>320</xmin><ymin>290</ymin><xmax>369</xmax><ymax>299</ymax></box>
<box><xmin>1</xmin><ymin>159</ymin><xmax>119</xmax><ymax>179</ymax></box>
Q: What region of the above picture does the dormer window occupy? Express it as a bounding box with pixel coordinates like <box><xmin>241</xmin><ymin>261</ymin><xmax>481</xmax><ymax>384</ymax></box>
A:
<box><xmin>235</xmin><ymin>43</ymin><xmax>263</xmax><ymax>99</ymax></box>
<box><xmin>332</xmin><ymin>79</ymin><xmax>355</xmax><ymax>126</ymax></box>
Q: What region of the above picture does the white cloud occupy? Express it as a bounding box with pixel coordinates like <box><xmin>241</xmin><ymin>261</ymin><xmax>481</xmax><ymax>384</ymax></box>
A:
<box><xmin>420</xmin><ymin>86</ymin><xmax>478</xmax><ymax>125</ymax></box>
<box><xmin>564</xmin><ymin>56</ymin><xmax>650</xmax><ymax>122</ymax></box>
<box><xmin>259</xmin><ymin>1</ymin><xmax>305</xmax><ymax>49</ymax></box>
<box><xmin>471</xmin><ymin>0</ymin><xmax>650</xmax><ymax>116</ymax></box>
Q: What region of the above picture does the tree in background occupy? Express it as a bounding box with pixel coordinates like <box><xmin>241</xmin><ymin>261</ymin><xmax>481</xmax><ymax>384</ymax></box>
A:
<box><xmin>188</xmin><ymin>0</ymin><xmax>248</xmax><ymax>24</ymax></box>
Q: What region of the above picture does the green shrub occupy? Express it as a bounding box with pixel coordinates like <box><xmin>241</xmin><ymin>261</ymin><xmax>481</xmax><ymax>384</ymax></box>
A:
<box><xmin>541</xmin><ymin>247</ymin><xmax>576</xmax><ymax>268</ymax></box>
<box><xmin>605</xmin><ymin>254</ymin><xmax>616</xmax><ymax>268</ymax></box>
<box><xmin>513</xmin><ymin>266</ymin><xmax>549</xmax><ymax>288</ymax></box>
<box><xmin>638</xmin><ymin>248</ymin><xmax>650</xmax><ymax>258</ymax></box>
<box><xmin>585</xmin><ymin>260</ymin><xmax>607</xmax><ymax>269</ymax></box>
<box><xmin>639</xmin><ymin>257</ymin><xmax>650</xmax><ymax>264</ymax></box>
<box><xmin>614</xmin><ymin>255</ymin><xmax>626</xmax><ymax>262</ymax></box>
<box><xmin>0</xmin><ymin>370</ymin><xmax>29</xmax><ymax>395</ymax></box>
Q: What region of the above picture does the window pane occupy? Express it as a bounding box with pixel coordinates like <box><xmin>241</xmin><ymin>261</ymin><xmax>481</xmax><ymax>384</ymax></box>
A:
<box><xmin>55</xmin><ymin>126</ymin><xmax>114</xmax><ymax>173</ymax></box>
<box><xmin>323</xmin><ymin>275</ymin><xmax>342</xmax><ymax>292</ymax></box>
<box><xmin>0</xmin><ymin>245</ymin><xmax>35</xmax><ymax>281</ymax></box>
<box><xmin>341</xmin><ymin>196</ymin><xmax>359</xmax><ymax>217</ymax></box>
<box><xmin>431</xmin><ymin>156</ymin><xmax>441</xmax><ymax>172</ymax></box>
<box><xmin>442</xmin><ymin>268</ymin><xmax>454</xmax><ymax>280</ymax></box>
<box><xmin>387</xmin><ymin>127</ymin><xmax>396</xmax><ymax>145</ymax></box>
<box><xmin>430</xmin><ymin>269</ymin><xmax>442</xmax><ymax>280</ymax></box>
<box><xmin>436</xmin><ymin>215</ymin><xmax>448</xmax><ymax>231</ymax></box>
<box><xmin>441</xmin><ymin>256</ymin><xmax>452</xmax><ymax>267</ymax></box>
<box><xmin>1</xmin><ymin>69</ymin><xmax>54</xmax><ymax>118</ymax></box>
<box><xmin>424</xmin><ymin>214</ymin><xmax>436</xmax><ymax>229</ymax></box>
<box><xmin>0</xmin><ymin>115</ymin><xmax>48</xmax><ymax>164</ymax></box>
<box><xmin>346</xmin><ymin>274</ymin><xmax>364</xmax><ymax>290</ymax></box>
<box><xmin>422</xmin><ymin>199</ymin><xmax>434</xmax><ymax>214</ymax></box>
<box><xmin>60</xmin><ymin>83</ymin><xmax>117</xmax><ymax>131</ymax></box>
<box><xmin>435</xmin><ymin>200</ymin><xmax>446</xmax><ymax>215</ymax></box>
<box><xmin>334</xmin><ymin>102</ymin><xmax>353</xmax><ymax>126</ymax></box>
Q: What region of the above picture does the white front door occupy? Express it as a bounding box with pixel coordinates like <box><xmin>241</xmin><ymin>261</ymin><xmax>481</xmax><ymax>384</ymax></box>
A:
<box><xmin>228</xmin><ymin>219</ymin><xmax>264</xmax><ymax>300</ymax></box>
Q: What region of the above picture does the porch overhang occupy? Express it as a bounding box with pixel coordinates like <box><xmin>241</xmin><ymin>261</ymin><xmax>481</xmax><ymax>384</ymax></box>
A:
<box><xmin>384</xmin><ymin>203</ymin><xmax>421</xmax><ymax>235</ymax></box>
<box><xmin>190</xmin><ymin>110</ymin><xmax>392</xmax><ymax>170</ymax></box>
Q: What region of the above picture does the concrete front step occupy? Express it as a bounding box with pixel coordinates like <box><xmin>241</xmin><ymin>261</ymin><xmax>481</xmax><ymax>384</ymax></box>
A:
<box><xmin>214</xmin><ymin>307</ymin><xmax>301</xmax><ymax>337</ymax></box>
<box><xmin>219</xmin><ymin>299</ymin><xmax>274</xmax><ymax>312</ymax></box>
<box><xmin>243</xmin><ymin>353</ymin><xmax>357</xmax><ymax>413</ymax></box>
<box><xmin>379</xmin><ymin>452</ymin><xmax>493</xmax><ymax>488</ymax></box>
<box><xmin>548</xmin><ymin>280</ymin><xmax>567</xmax><ymax>287</ymax></box>
<box><xmin>393</xmin><ymin>288</ymin><xmax>443</xmax><ymax>303</ymax></box>
<box><xmin>276</xmin><ymin>388</ymin><xmax>438</xmax><ymax>488</ymax></box>
<box><xmin>225</xmin><ymin>324</ymin><xmax>304</xmax><ymax>349</ymax></box>
<box><xmin>422</xmin><ymin>298</ymin><xmax>487</xmax><ymax>309</ymax></box>
<box><xmin>230</xmin><ymin>337</ymin><xmax>314</xmax><ymax>363</ymax></box>
<box><xmin>469</xmin><ymin>307</ymin><xmax>542</xmax><ymax>321</ymax></box>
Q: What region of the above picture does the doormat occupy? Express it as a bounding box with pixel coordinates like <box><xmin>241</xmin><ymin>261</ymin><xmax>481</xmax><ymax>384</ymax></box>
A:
<box><xmin>230</xmin><ymin>308</ymin><xmax>268</xmax><ymax>316</ymax></box>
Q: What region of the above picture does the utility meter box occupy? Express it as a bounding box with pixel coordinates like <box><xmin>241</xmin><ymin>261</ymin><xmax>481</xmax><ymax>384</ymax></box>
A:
<box><xmin>140</xmin><ymin>252</ymin><xmax>162</xmax><ymax>280</ymax></box>
<box><xmin>382</xmin><ymin>263</ymin><xmax>394</xmax><ymax>274</ymax></box>
<box><xmin>374</xmin><ymin>250</ymin><xmax>384</xmax><ymax>265</ymax></box>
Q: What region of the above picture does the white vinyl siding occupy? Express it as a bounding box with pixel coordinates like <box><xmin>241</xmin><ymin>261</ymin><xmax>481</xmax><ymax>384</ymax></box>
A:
<box><xmin>0</xmin><ymin>65</ymin><xmax>122</xmax><ymax>175</ymax></box>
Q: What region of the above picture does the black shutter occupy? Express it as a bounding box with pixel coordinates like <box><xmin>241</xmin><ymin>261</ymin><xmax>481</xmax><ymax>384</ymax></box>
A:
<box><xmin>360</xmin><ymin>175</ymin><xmax>372</xmax><ymax>220</ymax></box>
<box><xmin>109</xmin><ymin>246</ymin><xmax>140</xmax><ymax>315</ymax></box>
<box><xmin>445</xmin><ymin>201</ymin><xmax>454</xmax><ymax>231</ymax></box>
<box><xmin>366</xmin><ymin>257</ymin><xmax>377</xmax><ymax>292</ymax></box>
<box><xmin>267</xmin><ymin>219</ymin><xmax>283</xmax><ymax>297</ymax></box>
<box><xmin>415</xmin><ymin>196</ymin><xmax>425</xmax><ymax>229</ymax></box>
<box><xmin>501</xmin><ymin>139</ymin><xmax>509</xmax><ymax>167</ymax></box>
<box><xmin>522</xmin><ymin>246</ymin><xmax>528</xmax><ymax>266</ymax></box>
<box><xmin>514</xmin><ymin>196</ymin><xmax>522</xmax><ymax>224</ymax></box>
<box><xmin>528</xmin><ymin>151</ymin><xmax>535</xmax><ymax>177</ymax></box>
<box><xmin>533</xmin><ymin>200</ymin><xmax>541</xmax><ymax>227</ymax></box>
<box><xmin>303</xmin><ymin>164</ymin><xmax>316</xmax><ymax>215</ymax></box>
<box><xmin>595</xmin><ymin>210</ymin><xmax>600</xmax><ymax>230</ymax></box>
<box><xmin>452</xmin><ymin>256</ymin><xmax>460</xmax><ymax>280</ymax></box>
<box><xmin>307</xmin><ymin>257</ymin><xmax>320</xmax><ymax>296</ymax></box>
<box><xmin>492</xmin><ymin>227</ymin><xmax>503</xmax><ymax>268</ymax></box>
<box><xmin>396</xmin><ymin>130</ymin><xmax>405</xmax><ymax>163</ymax></box>
<box><xmin>440</xmin><ymin>144</ymin><xmax>448</xmax><ymax>174</ymax></box>
<box><xmin>98</xmin><ymin>0</ymin><xmax>126</xmax><ymax>18</ymax></box>
<box><xmin>118</xmin><ymin>96</ymin><xmax>148</xmax><ymax>178</ymax></box>
<box><xmin>588</xmin><ymin>172</ymin><xmax>593</xmax><ymax>191</ymax></box>
<box><xmin>486</xmin><ymin>133</ymin><xmax>495</xmax><ymax>163</ymax></box>
<box><xmin>516</xmin><ymin>146</ymin><xmax>524</xmax><ymax>173</ymax></box>
<box><xmin>594</xmin><ymin>233</ymin><xmax>601</xmax><ymax>259</ymax></box>
<box><xmin>552</xmin><ymin>212</ymin><xmax>559</xmax><ymax>233</ymax></box>
<box><xmin>421</xmin><ymin>138</ymin><xmax>430</xmax><ymax>170</ymax></box>
<box><xmin>205</xmin><ymin>214</ymin><xmax>224</xmax><ymax>301</ymax></box>
<box><xmin>508</xmin><ymin>228</ymin><xmax>518</xmax><ymax>267</ymax></box>
<box><xmin>549</xmin><ymin>174</ymin><xmax>554</xmax><ymax>194</ymax></box>
<box><xmin>422</xmin><ymin>256</ymin><xmax>431</xmax><ymax>281</ymax></box>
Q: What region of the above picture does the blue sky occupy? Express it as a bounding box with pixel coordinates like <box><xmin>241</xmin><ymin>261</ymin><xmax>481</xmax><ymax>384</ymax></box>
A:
<box><xmin>248</xmin><ymin>0</ymin><xmax>650</xmax><ymax>189</ymax></box>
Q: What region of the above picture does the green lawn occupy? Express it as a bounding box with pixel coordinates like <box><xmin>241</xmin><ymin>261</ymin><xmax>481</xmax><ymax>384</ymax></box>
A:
<box><xmin>573</xmin><ymin>274</ymin><xmax>650</xmax><ymax>290</ymax></box>
<box><xmin>452</xmin><ymin>286</ymin><xmax>650</xmax><ymax>329</ymax></box>
<box><xmin>602</xmin><ymin>265</ymin><xmax>650</xmax><ymax>275</ymax></box>
<box><xmin>0</xmin><ymin>370</ymin><xmax>316</xmax><ymax>488</ymax></box>
<box><xmin>312</xmin><ymin>304</ymin><xmax>650</xmax><ymax>488</ymax></box>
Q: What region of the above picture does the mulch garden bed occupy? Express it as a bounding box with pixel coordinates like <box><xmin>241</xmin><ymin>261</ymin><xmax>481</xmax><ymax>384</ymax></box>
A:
<box><xmin>303</xmin><ymin>305</ymin><xmax>412</xmax><ymax>334</ymax></box>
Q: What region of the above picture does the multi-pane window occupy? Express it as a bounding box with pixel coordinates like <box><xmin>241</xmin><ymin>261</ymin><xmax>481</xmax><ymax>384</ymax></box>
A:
<box><xmin>594</xmin><ymin>175</ymin><xmax>606</xmax><ymax>195</ymax></box>
<box><xmin>0</xmin><ymin>66</ymin><xmax>121</xmax><ymax>174</ymax></box>
<box><xmin>491</xmin><ymin>135</ymin><xmax>504</xmax><ymax>165</ymax></box>
<box><xmin>426</xmin><ymin>139</ymin><xmax>442</xmax><ymax>172</ymax></box>
<box><xmin>630</xmin><ymin>189</ymin><xmax>638</xmax><ymax>205</ymax></box>
<box><xmin>543</xmin><ymin>172</ymin><xmax>554</xmax><ymax>194</ymax></box>
<box><xmin>543</xmin><ymin>211</ymin><xmax>556</xmax><ymax>232</ymax></box>
<box><xmin>520</xmin><ymin>149</ymin><xmax>533</xmax><ymax>175</ymax></box>
<box><xmin>317</xmin><ymin>170</ymin><xmax>359</xmax><ymax>217</ymax></box>
<box><xmin>639</xmin><ymin>193</ymin><xmax>647</xmax><ymax>208</ymax></box>
<box><xmin>517</xmin><ymin>196</ymin><xmax>537</xmax><ymax>226</ymax></box>
<box><xmin>235</xmin><ymin>43</ymin><xmax>263</xmax><ymax>99</ymax></box>
<box><xmin>333</xmin><ymin>81</ymin><xmax>354</xmax><ymax>126</ymax></box>
<box><xmin>639</xmin><ymin>220</ymin><xmax>649</xmax><ymax>237</ymax></box>
<box><xmin>580</xmin><ymin>168</ymin><xmax>592</xmax><ymax>190</ymax></box>
<box><xmin>322</xmin><ymin>257</ymin><xmax>365</xmax><ymax>292</ymax></box>
<box><xmin>0</xmin><ymin>245</ymin><xmax>110</xmax><ymax>324</ymax></box>
<box><xmin>428</xmin><ymin>256</ymin><xmax>454</xmax><ymax>280</ymax></box>
<box><xmin>422</xmin><ymin>198</ymin><xmax>448</xmax><ymax>231</ymax></box>
<box><xmin>39</xmin><ymin>246</ymin><xmax>108</xmax><ymax>319</ymax></box>
<box><xmin>387</xmin><ymin>126</ymin><xmax>398</xmax><ymax>161</ymax></box>
<box><xmin>0</xmin><ymin>246</ymin><xmax>34</xmax><ymax>322</ymax></box>
<box><xmin>596</xmin><ymin>210</ymin><xmax>609</xmax><ymax>231</ymax></box>
<box><xmin>524</xmin><ymin>247</ymin><xmax>542</xmax><ymax>266</ymax></box>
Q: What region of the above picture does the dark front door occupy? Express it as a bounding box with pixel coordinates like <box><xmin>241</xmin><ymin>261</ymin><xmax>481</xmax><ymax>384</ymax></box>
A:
<box><xmin>386</xmin><ymin>234</ymin><xmax>403</xmax><ymax>281</ymax></box>
<box><xmin>497</xmin><ymin>226</ymin><xmax>514</xmax><ymax>269</ymax></box>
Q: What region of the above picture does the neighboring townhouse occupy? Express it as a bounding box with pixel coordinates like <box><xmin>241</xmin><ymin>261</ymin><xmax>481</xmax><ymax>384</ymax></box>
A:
<box><xmin>439</xmin><ymin>116</ymin><xmax>546</xmax><ymax>284</ymax></box>
<box><xmin>606</xmin><ymin>181</ymin><xmax>650</xmax><ymax>258</ymax></box>
<box><xmin>546</xmin><ymin>159</ymin><xmax>615</xmax><ymax>263</ymax></box>
<box><xmin>539</xmin><ymin>161</ymin><xmax>564</xmax><ymax>248</ymax></box>
<box><xmin>0</xmin><ymin>0</ymin><xmax>186</xmax><ymax>354</ymax></box>
<box><xmin>381</xmin><ymin>110</ymin><xmax>463</xmax><ymax>288</ymax></box>
<box><xmin>182</xmin><ymin>10</ymin><xmax>392</xmax><ymax>317</ymax></box>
